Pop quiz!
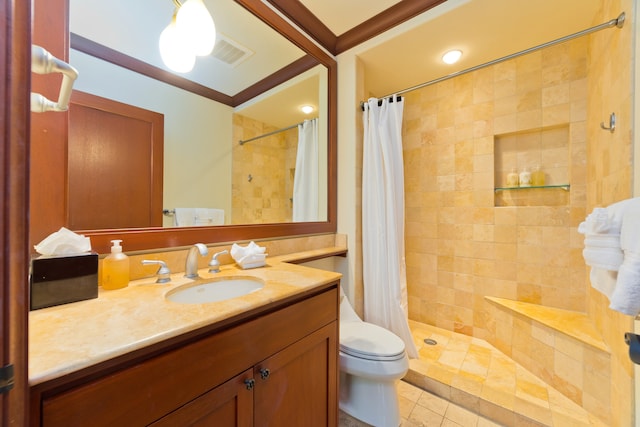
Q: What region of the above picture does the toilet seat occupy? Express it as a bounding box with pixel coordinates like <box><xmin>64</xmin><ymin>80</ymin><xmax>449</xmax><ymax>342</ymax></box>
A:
<box><xmin>340</xmin><ymin>322</ymin><xmax>406</xmax><ymax>361</ymax></box>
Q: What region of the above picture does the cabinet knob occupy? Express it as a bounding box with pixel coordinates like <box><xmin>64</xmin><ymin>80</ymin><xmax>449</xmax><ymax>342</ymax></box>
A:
<box><xmin>259</xmin><ymin>368</ymin><xmax>270</xmax><ymax>380</ymax></box>
<box><xmin>244</xmin><ymin>378</ymin><xmax>255</xmax><ymax>390</ymax></box>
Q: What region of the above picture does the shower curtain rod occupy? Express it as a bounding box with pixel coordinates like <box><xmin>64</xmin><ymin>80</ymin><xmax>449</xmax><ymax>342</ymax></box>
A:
<box><xmin>360</xmin><ymin>12</ymin><xmax>625</xmax><ymax>110</ymax></box>
<box><xmin>239</xmin><ymin>120</ymin><xmax>311</xmax><ymax>145</ymax></box>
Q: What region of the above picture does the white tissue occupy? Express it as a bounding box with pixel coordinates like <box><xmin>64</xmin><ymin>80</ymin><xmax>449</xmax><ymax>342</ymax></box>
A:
<box><xmin>34</xmin><ymin>227</ymin><xmax>92</xmax><ymax>256</ymax></box>
<box><xmin>230</xmin><ymin>241</ymin><xmax>267</xmax><ymax>269</ymax></box>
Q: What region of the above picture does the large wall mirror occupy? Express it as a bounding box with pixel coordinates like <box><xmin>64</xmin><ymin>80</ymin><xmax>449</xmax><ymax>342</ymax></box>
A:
<box><xmin>30</xmin><ymin>0</ymin><xmax>337</xmax><ymax>253</ymax></box>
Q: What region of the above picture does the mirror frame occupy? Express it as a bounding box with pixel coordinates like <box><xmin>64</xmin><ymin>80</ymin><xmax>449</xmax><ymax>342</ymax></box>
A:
<box><xmin>33</xmin><ymin>0</ymin><xmax>337</xmax><ymax>254</ymax></box>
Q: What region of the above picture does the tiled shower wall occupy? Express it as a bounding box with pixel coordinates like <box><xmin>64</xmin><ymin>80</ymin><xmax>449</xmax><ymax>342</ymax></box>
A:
<box><xmin>585</xmin><ymin>0</ymin><xmax>634</xmax><ymax>426</ymax></box>
<box><xmin>401</xmin><ymin>0</ymin><xmax>634</xmax><ymax>424</ymax></box>
<box><xmin>231</xmin><ymin>114</ymin><xmax>297</xmax><ymax>224</ymax></box>
<box><xmin>403</xmin><ymin>35</ymin><xmax>589</xmax><ymax>335</ymax></box>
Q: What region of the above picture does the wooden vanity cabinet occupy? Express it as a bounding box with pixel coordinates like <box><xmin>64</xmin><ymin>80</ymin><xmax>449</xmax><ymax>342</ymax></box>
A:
<box><xmin>150</xmin><ymin>369</ymin><xmax>254</xmax><ymax>427</ymax></box>
<box><xmin>31</xmin><ymin>285</ymin><xmax>339</xmax><ymax>427</ymax></box>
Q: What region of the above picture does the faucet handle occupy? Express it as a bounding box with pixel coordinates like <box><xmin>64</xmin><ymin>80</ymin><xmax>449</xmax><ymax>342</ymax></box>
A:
<box><xmin>209</xmin><ymin>250</ymin><xmax>229</xmax><ymax>273</ymax></box>
<box><xmin>142</xmin><ymin>260</ymin><xmax>171</xmax><ymax>283</ymax></box>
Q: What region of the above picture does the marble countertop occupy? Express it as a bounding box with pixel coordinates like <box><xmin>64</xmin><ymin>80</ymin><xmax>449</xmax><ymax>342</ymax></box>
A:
<box><xmin>29</xmin><ymin>255</ymin><xmax>342</xmax><ymax>386</ymax></box>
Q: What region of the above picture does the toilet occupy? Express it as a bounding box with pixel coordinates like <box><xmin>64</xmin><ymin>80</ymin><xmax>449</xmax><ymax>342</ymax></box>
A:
<box><xmin>339</xmin><ymin>292</ymin><xmax>409</xmax><ymax>427</ymax></box>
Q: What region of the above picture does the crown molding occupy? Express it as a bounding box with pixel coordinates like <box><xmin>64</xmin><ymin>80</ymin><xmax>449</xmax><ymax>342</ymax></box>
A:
<box><xmin>266</xmin><ymin>0</ymin><xmax>446</xmax><ymax>55</ymax></box>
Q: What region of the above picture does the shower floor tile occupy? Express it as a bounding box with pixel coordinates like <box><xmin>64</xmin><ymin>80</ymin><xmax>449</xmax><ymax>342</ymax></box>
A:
<box><xmin>405</xmin><ymin>320</ymin><xmax>607</xmax><ymax>427</ymax></box>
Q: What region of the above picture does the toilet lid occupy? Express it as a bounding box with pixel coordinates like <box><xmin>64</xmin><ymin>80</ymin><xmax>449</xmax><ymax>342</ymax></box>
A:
<box><xmin>340</xmin><ymin>322</ymin><xmax>406</xmax><ymax>361</ymax></box>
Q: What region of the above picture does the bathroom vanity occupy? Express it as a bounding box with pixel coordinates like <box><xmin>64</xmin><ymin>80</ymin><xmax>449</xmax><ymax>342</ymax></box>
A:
<box><xmin>28</xmin><ymin>261</ymin><xmax>340</xmax><ymax>426</ymax></box>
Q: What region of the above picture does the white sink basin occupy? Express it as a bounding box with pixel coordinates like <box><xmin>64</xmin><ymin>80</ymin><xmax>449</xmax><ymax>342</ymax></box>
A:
<box><xmin>166</xmin><ymin>278</ymin><xmax>264</xmax><ymax>304</ymax></box>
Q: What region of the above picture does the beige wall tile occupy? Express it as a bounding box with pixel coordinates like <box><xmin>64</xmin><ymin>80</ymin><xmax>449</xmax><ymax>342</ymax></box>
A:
<box><xmin>393</xmin><ymin>5</ymin><xmax>633</xmax><ymax>422</ymax></box>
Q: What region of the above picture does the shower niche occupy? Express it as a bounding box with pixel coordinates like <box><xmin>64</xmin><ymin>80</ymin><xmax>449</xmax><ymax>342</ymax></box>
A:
<box><xmin>493</xmin><ymin>125</ymin><xmax>570</xmax><ymax>207</ymax></box>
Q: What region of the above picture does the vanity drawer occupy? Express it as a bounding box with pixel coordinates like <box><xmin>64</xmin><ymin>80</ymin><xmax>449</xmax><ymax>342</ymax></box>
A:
<box><xmin>39</xmin><ymin>286</ymin><xmax>338</xmax><ymax>426</ymax></box>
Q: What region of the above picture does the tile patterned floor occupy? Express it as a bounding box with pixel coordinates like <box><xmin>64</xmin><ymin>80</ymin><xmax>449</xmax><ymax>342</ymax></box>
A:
<box><xmin>404</xmin><ymin>321</ymin><xmax>607</xmax><ymax>427</ymax></box>
<box><xmin>339</xmin><ymin>381</ymin><xmax>503</xmax><ymax>426</ymax></box>
<box><xmin>339</xmin><ymin>321</ymin><xmax>608</xmax><ymax>426</ymax></box>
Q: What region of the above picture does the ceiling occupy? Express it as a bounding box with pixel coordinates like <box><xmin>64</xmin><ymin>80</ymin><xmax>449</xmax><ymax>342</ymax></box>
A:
<box><xmin>71</xmin><ymin>0</ymin><xmax>609</xmax><ymax>124</ymax></box>
<box><xmin>301</xmin><ymin>0</ymin><xmax>402</xmax><ymax>36</ymax></box>
<box><xmin>282</xmin><ymin>0</ymin><xmax>605</xmax><ymax>98</ymax></box>
<box><xmin>70</xmin><ymin>0</ymin><xmax>306</xmax><ymax>96</ymax></box>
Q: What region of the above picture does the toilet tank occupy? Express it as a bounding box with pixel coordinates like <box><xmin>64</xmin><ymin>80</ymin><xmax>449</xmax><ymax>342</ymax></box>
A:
<box><xmin>298</xmin><ymin>256</ymin><xmax>357</xmax><ymax>321</ymax></box>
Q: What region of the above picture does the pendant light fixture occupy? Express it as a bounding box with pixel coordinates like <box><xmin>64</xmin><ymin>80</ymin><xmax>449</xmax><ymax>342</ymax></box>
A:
<box><xmin>176</xmin><ymin>0</ymin><xmax>216</xmax><ymax>56</ymax></box>
<box><xmin>159</xmin><ymin>10</ymin><xmax>196</xmax><ymax>73</ymax></box>
<box><xmin>159</xmin><ymin>0</ymin><xmax>216</xmax><ymax>73</ymax></box>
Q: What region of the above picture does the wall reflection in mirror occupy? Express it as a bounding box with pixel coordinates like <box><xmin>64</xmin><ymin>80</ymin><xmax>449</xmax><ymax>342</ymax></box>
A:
<box><xmin>68</xmin><ymin>0</ymin><xmax>328</xmax><ymax>230</ymax></box>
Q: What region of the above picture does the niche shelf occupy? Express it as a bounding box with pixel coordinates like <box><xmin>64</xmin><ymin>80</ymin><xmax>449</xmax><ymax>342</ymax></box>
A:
<box><xmin>494</xmin><ymin>184</ymin><xmax>570</xmax><ymax>192</ymax></box>
<box><xmin>493</xmin><ymin>125</ymin><xmax>570</xmax><ymax>207</ymax></box>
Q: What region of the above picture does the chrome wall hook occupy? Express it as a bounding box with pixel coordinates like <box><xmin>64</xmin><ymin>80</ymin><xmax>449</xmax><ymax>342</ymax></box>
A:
<box><xmin>600</xmin><ymin>112</ymin><xmax>616</xmax><ymax>133</ymax></box>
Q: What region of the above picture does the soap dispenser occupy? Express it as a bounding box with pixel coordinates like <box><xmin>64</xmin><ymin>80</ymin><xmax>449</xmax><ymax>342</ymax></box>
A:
<box><xmin>102</xmin><ymin>239</ymin><xmax>130</xmax><ymax>290</ymax></box>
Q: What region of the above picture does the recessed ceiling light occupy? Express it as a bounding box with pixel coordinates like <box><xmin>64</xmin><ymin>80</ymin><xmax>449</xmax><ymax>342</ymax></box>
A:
<box><xmin>442</xmin><ymin>50</ymin><xmax>462</xmax><ymax>65</ymax></box>
<box><xmin>300</xmin><ymin>105</ymin><xmax>314</xmax><ymax>114</ymax></box>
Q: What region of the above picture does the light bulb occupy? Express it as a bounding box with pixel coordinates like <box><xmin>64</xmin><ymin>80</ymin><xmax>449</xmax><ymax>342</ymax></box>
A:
<box><xmin>300</xmin><ymin>105</ymin><xmax>314</xmax><ymax>114</ymax></box>
<box><xmin>159</xmin><ymin>14</ymin><xmax>195</xmax><ymax>73</ymax></box>
<box><xmin>177</xmin><ymin>0</ymin><xmax>217</xmax><ymax>56</ymax></box>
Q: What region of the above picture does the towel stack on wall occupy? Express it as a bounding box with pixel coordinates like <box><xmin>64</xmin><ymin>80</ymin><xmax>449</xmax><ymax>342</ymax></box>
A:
<box><xmin>173</xmin><ymin>208</ymin><xmax>225</xmax><ymax>227</ymax></box>
<box><xmin>579</xmin><ymin>197</ymin><xmax>640</xmax><ymax>315</ymax></box>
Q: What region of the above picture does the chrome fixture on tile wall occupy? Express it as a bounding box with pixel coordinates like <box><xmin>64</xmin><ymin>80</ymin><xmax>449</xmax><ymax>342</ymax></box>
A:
<box><xmin>600</xmin><ymin>112</ymin><xmax>616</xmax><ymax>133</ymax></box>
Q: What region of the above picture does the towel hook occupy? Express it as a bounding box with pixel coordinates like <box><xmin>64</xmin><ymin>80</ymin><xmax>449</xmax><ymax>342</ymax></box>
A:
<box><xmin>600</xmin><ymin>112</ymin><xmax>616</xmax><ymax>133</ymax></box>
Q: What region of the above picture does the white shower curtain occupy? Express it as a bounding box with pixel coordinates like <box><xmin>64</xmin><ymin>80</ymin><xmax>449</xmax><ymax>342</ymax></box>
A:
<box><xmin>362</xmin><ymin>96</ymin><xmax>418</xmax><ymax>358</ymax></box>
<box><xmin>293</xmin><ymin>118</ymin><xmax>319</xmax><ymax>222</ymax></box>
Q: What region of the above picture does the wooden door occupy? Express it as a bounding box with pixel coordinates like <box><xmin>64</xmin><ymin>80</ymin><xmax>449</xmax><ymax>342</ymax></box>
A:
<box><xmin>67</xmin><ymin>91</ymin><xmax>164</xmax><ymax>230</ymax></box>
<box><xmin>2</xmin><ymin>0</ymin><xmax>31</xmax><ymax>425</ymax></box>
<box><xmin>253</xmin><ymin>323</ymin><xmax>338</xmax><ymax>427</ymax></box>
<box><xmin>150</xmin><ymin>370</ymin><xmax>253</xmax><ymax>427</ymax></box>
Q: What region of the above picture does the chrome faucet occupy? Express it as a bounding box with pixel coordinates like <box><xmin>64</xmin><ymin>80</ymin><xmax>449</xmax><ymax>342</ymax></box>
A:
<box><xmin>185</xmin><ymin>243</ymin><xmax>208</xmax><ymax>279</ymax></box>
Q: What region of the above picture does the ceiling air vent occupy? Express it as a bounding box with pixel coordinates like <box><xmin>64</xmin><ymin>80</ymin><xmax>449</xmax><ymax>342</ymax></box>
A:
<box><xmin>211</xmin><ymin>34</ymin><xmax>254</xmax><ymax>67</ymax></box>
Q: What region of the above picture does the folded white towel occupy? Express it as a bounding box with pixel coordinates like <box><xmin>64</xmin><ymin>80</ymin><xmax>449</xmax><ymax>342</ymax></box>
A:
<box><xmin>583</xmin><ymin>246</ymin><xmax>624</xmax><ymax>271</ymax></box>
<box><xmin>607</xmin><ymin>198</ymin><xmax>634</xmax><ymax>230</ymax></box>
<box><xmin>582</xmin><ymin>234</ymin><xmax>624</xmax><ymax>271</ymax></box>
<box><xmin>619</xmin><ymin>198</ymin><xmax>640</xmax><ymax>253</ymax></box>
<box><xmin>174</xmin><ymin>208</ymin><xmax>196</xmax><ymax>227</ymax></box>
<box><xmin>235</xmin><ymin>253</ymin><xmax>268</xmax><ymax>269</ymax></box>
<box><xmin>578</xmin><ymin>198</ymin><xmax>633</xmax><ymax>235</ymax></box>
<box><xmin>583</xmin><ymin>234</ymin><xmax>620</xmax><ymax>248</ymax></box>
<box><xmin>230</xmin><ymin>241</ymin><xmax>267</xmax><ymax>269</ymax></box>
<box><xmin>608</xmin><ymin>198</ymin><xmax>640</xmax><ymax>315</ymax></box>
<box><xmin>589</xmin><ymin>268</ymin><xmax>617</xmax><ymax>299</ymax></box>
<box><xmin>194</xmin><ymin>208</ymin><xmax>225</xmax><ymax>226</ymax></box>
<box><xmin>578</xmin><ymin>208</ymin><xmax>611</xmax><ymax>234</ymax></box>
<box><xmin>610</xmin><ymin>253</ymin><xmax>640</xmax><ymax>315</ymax></box>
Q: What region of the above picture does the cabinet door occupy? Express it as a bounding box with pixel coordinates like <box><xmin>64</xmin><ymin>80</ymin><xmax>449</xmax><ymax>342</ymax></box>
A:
<box><xmin>150</xmin><ymin>369</ymin><xmax>253</xmax><ymax>427</ymax></box>
<box><xmin>254</xmin><ymin>323</ymin><xmax>338</xmax><ymax>427</ymax></box>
